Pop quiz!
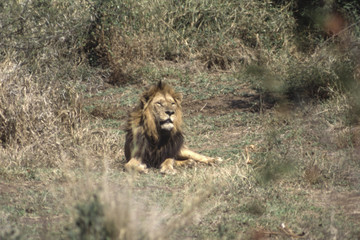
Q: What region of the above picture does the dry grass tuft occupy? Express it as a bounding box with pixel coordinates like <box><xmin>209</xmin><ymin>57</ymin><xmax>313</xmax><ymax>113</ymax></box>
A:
<box><xmin>0</xmin><ymin>55</ymin><xmax>82</xmax><ymax>168</ymax></box>
<box><xmin>304</xmin><ymin>164</ymin><xmax>323</xmax><ymax>185</ymax></box>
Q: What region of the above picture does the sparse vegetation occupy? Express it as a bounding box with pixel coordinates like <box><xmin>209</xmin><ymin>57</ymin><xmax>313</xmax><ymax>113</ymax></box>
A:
<box><xmin>1</xmin><ymin>0</ymin><xmax>360</xmax><ymax>239</ymax></box>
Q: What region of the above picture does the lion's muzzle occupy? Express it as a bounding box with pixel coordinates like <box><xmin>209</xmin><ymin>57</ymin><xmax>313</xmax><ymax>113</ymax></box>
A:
<box><xmin>160</xmin><ymin>118</ymin><xmax>174</xmax><ymax>131</ymax></box>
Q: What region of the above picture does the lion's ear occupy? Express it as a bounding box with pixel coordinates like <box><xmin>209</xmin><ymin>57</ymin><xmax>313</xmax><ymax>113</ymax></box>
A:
<box><xmin>174</xmin><ymin>92</ymin><xmax>183</xmax><ymax>104</ymax></box>
<box><xmin>157</xmin><ymin>80</ymin><xmax>164</xmax><ymax>89</ymax></box>
<box><xmin>140</xmin><ymin>91</ymin><xmax>150</xmax><ymax>107</ymax></box>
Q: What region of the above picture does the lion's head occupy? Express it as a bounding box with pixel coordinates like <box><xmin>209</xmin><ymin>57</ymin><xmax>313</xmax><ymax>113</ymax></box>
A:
<box><xmin>138</xmin><ymin>81</ymin><xmax>183</xmax><ymax>141</ymax></box>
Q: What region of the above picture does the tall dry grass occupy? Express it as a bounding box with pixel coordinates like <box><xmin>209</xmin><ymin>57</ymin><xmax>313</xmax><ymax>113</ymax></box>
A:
<box><xmin>63</xmin><ymin>162</ymin><xmax>250</xmax><ymax>240</ymax></box>
<box><xmin>0</xmin><ymin>55</ymin><xmax>80</xmax><ymax>168</ymax></box>
<box><xmin>87</xmin><ymin>0</ymin><xmax>296</xmax><ymax>83</ymax></box>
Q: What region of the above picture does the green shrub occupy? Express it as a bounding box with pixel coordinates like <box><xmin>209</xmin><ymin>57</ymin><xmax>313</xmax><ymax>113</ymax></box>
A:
<box><xmin>83</xmin><ymin>0</ymin><xmax>295</xmax><ymax>77</ymax></box>
<box><xmin>68</xmin><ymin>195</ymin><xmax>117</xmax><ymax>240</ymax></box>
<box><xmin>285</xmin><ymin>49</ymin><xmax>358</xmax><ymax>101</ymax></box>
<box><xmin>0</xmin><ymin>0</ymin><xmax>91</xmax><ymax>71</ymax></box>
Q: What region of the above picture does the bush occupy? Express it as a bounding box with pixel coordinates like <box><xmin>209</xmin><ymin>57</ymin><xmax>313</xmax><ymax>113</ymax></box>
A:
<box><xmin>0</xmin><ymin>0</ymin><xmax>91</xmax><ymax>71</ymax></box>
<box><xmin>83</xmin><ymin>0</ymin><xmax>295</xmax><ymax>79</ymax></box>
<box><xmin>70</xmin><ymin>195</ymin><xmax>117</xmax><ymax>240</ymax></box>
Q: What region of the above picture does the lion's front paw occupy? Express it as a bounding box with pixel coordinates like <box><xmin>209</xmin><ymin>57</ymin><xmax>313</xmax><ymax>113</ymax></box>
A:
<box><xmin>160</xmin><ymin>158</ymin><xmax>177</xmax><ymax>175</ymax></box>
<box><xmin>137</xmin><ymin>164</ymin><xmax>149</xmax><ymax>173</ymax></box>
<box><xmin>125</xmin><ymin>161</ymin><xmax>148</xmax><ymax>174</ymax></box>
<box><xmin>186</xmin><ymin>159</ymin><xmax>196</xmax><ymax>167</ymax></box>
<box><xmin>174</xmin><ymin>159</ymin><xmax>196</xmax><ymax>168</ymax></box>
<box><xmin>160</xmin><ymin>165</ymin><xmax>177</xmax><ymax>175</ymax></box>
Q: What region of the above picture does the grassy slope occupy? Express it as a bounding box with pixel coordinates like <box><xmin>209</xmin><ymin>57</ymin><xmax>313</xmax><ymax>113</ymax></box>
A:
<box><xmin>1</xmin><ymin>62</ymin><xmax>359</xmax><ymax>239</ymax></box>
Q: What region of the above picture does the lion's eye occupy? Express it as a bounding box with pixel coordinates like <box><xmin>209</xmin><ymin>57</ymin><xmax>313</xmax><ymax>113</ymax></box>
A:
<box><xmin>156</xmin><ymin>102</ymin><xmax>162</xmax><ymax>106</ymax></box>
<box><xmin>171</xmin><ymin>102</ymin><xmax>175</xmax><ymax>106</ymax></box>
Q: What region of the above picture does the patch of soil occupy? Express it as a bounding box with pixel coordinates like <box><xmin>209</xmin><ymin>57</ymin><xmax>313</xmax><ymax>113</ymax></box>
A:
<box><xmin>20</xmin><ymin>215</ymin><xmax>65</xmax><ymax>224</ymax></box>
<box><xmin>0</xmin><ymin>181</ymin><xmax>45</xmax><ymax>195</ymax></box>
<box><xmin>0</xmin><ymin>182</ymin><xmax>18</xmax><ymax>194</ymax></box>
<box><xmin>312</xmin><ymin>190</ymin><xmax>360</xmax><ymax>220</ymax></box>
<box><xmin>182</xmin><ymin>93</ymin><xmax>276</xmax><ymax>116</ymax></box>
<box><xmin>90</xmin><ymin>105</ymin><xmax>129</xmax><ymax>120</ymax></box>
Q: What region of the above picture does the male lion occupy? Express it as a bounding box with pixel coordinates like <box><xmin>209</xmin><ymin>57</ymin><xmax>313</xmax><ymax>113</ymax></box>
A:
<box><xmin>124</xmin><ymin>81</ymin><xmax>220</xmax><ymax>174</ymax></box>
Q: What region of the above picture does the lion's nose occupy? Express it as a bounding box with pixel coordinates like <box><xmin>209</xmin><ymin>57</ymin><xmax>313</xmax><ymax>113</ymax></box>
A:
<box><xmin>165</xmin><ymin>110</ymin><xmax>175</xmax><ymax>116</ymax></box>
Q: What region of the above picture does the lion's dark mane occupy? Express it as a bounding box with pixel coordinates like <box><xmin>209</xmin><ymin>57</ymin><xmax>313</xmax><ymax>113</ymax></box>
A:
<box><xmin>124</xmin><ymin>128</ymin><xmax>184</xmax><ymax>168</ymax></box>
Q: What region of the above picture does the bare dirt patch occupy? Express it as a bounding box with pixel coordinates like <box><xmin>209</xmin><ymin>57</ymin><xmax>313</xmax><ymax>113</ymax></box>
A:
<box><xmin>0</xmin><ymin>182</ymin><xmax>18</xmax><ymax>194</ymax></box>
<box><xmin>312</xmin><ymin>190</ymin><xmax>360</xmax><ymax>220</ymax></box>
<box><xmin>182</xmin><ymin>93</ymin><xmax>276</xmax><ymax>116</ymax></box>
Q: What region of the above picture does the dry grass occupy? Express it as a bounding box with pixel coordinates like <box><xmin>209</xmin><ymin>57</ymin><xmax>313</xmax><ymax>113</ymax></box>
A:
<box><xmin>89</xmin><ymin>0</ymin><xmax>296</xmax><ymax>81</ymax></box>
<box><xmin>0</xmin><ymin>56</ymin><xmax>80</xmax><ymax>168</ymax></box>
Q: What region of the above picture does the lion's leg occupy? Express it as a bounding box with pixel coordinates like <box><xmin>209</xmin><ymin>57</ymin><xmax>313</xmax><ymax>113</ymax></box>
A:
<box><xmin>160</xmin><ymin>158</ymin><xmax>177</xmax><ymax>175</ymax></box>
<box><xmin>124</xmin><ymin>158</ymin><xmax>148</xmax><ymax>174</ymax></box>
<box><xmin>174</xmin><ymin>159</ymin><xmax>195</xmax><ymax>167</ymax></box>
<box><xmin>178</xmin><ymin>148</ymin><xmax>222</xmax><ymax>164</ymax></box>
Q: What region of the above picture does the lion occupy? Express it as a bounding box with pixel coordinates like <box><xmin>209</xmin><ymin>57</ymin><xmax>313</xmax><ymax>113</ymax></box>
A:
<box><xmin>124</xmin><ymin>81</ymin><xmax>221</xmax><ymax>174</ymax></box>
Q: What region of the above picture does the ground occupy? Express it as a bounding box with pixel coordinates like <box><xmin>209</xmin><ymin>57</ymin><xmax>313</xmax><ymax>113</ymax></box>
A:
<box><xmin>1</xmin><ymin>64</ymin><xmax>360</xmax><ymax>239</ymax></box>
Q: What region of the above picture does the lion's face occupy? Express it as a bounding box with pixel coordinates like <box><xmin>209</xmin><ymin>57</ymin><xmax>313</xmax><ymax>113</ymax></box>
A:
<box><xmin>138</xmin><ymin>82</ymin><xmax>183</xmax><ymax>140</ymax></box>
<box><xmin>151</xmin><ymin>92</ymin><xmax>178</xmax><ymax>131</ymax></box>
